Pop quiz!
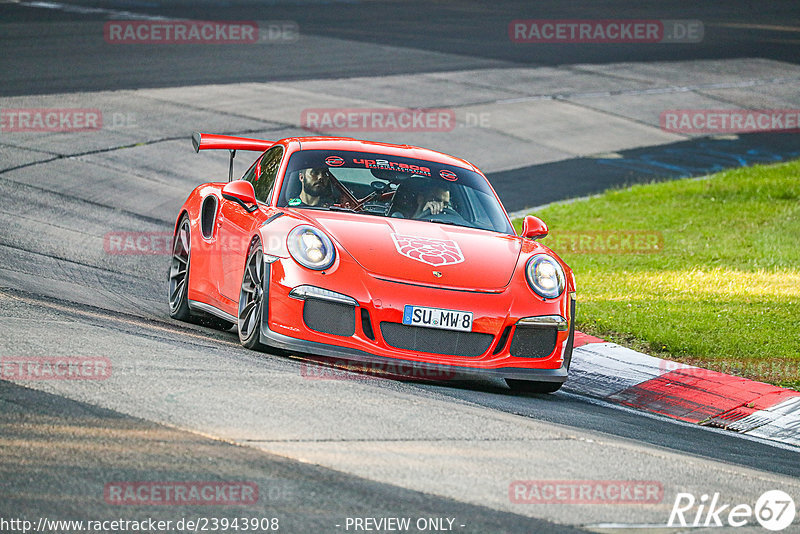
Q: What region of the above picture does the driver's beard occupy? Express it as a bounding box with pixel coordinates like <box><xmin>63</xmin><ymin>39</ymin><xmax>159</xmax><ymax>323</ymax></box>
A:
<box><xmin>305</xmin><ymin>181</ymin><xmax>327</xmax><ymax>196</ymax></box>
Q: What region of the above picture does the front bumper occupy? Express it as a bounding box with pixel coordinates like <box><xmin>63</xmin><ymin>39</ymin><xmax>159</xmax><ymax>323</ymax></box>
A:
<box><xmin>260</xmin><ymin>255</ymin><xmax>575</xmax><ymax>383</ymax></box>
<box><xmin>259</xmin><ymin>320</ymin><xmax>569</xmax><ymax>383</ymax></box>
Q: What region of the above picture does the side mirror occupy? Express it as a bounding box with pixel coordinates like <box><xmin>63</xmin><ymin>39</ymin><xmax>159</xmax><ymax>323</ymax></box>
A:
<box><xmin>222</xmin><ymin>180</ymin><xmax>259</xmax><ymax>213</ymax></box>
<box><xmin>521</xmin><ymin>215</ymin><xmax>548</xmax><ymax>240</ymax></box>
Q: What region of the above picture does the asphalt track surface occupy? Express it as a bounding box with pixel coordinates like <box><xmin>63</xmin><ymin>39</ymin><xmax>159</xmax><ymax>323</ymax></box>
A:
<box><xmin>2</xmin><ymin>1</ymin><xmax>800</xmax><ymax>533</ymax></box>
<box><xmin>3</xmin><ymin>0</ymin><xmax>800</xmax><ymax>95</ymax></box>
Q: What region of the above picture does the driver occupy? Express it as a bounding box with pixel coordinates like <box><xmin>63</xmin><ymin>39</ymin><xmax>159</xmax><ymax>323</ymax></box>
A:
<box><xmin>290</xmin><ymin>167</ymin><xmax>335</xmax><ymax>207</ymax></box>
<box><xmin>413</xmin><ymin>183</ymin><xmax>451</xmax><ymax>218</ymax></box>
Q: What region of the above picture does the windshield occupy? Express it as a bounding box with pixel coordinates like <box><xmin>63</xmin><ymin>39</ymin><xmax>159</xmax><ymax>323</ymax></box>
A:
<box><xmin>277</xmin><ymin>149</ymin><xmax>514</xmax><ymax>234</ymax></box>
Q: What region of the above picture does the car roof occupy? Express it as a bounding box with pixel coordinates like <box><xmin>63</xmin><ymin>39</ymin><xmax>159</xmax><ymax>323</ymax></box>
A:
<box><xmin>279</xmin><ymin>136</ymin><xmax>480</xmax><ymax>172</ymax></box>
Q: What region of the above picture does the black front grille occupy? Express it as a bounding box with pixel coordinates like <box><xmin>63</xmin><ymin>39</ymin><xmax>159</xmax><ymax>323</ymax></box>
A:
<box><xmin>509</xmin><ymin>326</ymin><xmax>557</xmax><ymax>359</ymax></box>
<box><xmin>303</xmin><ymin>299</ymin><xmax>356</xmax><ymax>336</ymax></box>
<box><xmin>379</xmin><ymin>322</ymin><xmax>493</xmax><ymax>357</ymax></box>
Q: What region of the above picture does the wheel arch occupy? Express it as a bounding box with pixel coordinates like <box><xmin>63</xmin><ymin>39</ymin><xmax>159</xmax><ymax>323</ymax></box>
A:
<box><xmin>173</xmin><ymin>209</ymin><xmax>190</xmax><ymax>235</ymax></box>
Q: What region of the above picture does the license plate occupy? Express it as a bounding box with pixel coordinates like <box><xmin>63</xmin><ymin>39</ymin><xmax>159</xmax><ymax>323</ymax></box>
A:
<box><xmin>402</xmin><ymin>305</ymin><xmax>473</xmax><ymax>332</ymax></box>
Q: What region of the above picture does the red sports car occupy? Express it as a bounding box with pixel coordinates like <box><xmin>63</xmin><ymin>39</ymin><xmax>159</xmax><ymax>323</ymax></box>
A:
<box><xmin>169</xmin><ymin>133</ymin><xmax>576</xmax><ymax>393</ymax></box>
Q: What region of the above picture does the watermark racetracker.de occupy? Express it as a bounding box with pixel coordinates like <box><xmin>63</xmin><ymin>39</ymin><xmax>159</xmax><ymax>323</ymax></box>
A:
<box><xmin>105</xmin><ymin>231</ymin><xmax>174</xmax><ymax>255</ymax></box>
<box><xmin>1</xmin><ymin>356</ymin><xmax>111</xmax><ymax>380</ymax></box>
<box><xmin>104</xmin><ymin>231</ymin><xmax>284</xmax><ymax>256</ymax></box>
<box><xmin>661</xmin><ymin>109</ymin><xmax>800</xmax><ymax>134</ymax></box>
<box><xmin>0</xmin><ymin>517</ymin><xmax>280</xmax><ymax>533</ymax></box>
<box><xmin>545</xmin><ymin>230</ymin><xmax>664</xmax><ymax>255</ymax></box>
<box><xmin>104</xmin><ymin>481</ymin><xmax>258</xmax><ymax>506</ymax></box>
<box><xmin>509</xmin><ymin>19</ymin><xmax>703</xmax><ymax>43</ymax></box>
<box><xmin>0</xmin><ymin>108</ymin><xmax>102</xmax><ymax>132</ymax></box>
<box><xmin>301</xmin><ymin>108</ymin><xmax>456</xmax><ymax>133</ymax></box>
<box><xmin>0</xmin><ymin>109</ymin><xmax>138</xmax><ymax>132</ymax></box>
<box><xmin>509</xmin><ymin>480</ymin><xmax>664</xmax><ymax>504</ymax></box>
<box><xmin>659</xmin><ymin>359</ymin><xmax>800</xmax><ymax>384</ymax></box>
<box><xmin>300</xmin><ymin>359</ymin><xmax>457</xmax><ymax>382</ymax></box>
<box><xmin>103</xmin><ymin>20</ymin><xmax>299</xmax><ymax>44</ymax></box>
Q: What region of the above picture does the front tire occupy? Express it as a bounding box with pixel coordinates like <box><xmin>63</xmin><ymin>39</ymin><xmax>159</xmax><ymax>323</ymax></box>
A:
<box><xmin>506</xmin><ymin>379</ymin><xmax>563</xmax><ymax>394</ymax></box>
<box><xmin>238</xmin><ymin>239</ymin><xmax>267</xmax><ymax>350</ymax></box>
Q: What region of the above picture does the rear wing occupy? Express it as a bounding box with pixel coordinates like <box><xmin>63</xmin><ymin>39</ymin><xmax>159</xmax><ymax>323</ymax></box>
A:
<box><xmin>191</xmin><ymin>132</ymin><xmax>274</xmax><ymax>181</ymax></box>
<box><xmin>191</xmin><ymin>132</ymin><xmax>274</xmax><ymax>153</ymax></box>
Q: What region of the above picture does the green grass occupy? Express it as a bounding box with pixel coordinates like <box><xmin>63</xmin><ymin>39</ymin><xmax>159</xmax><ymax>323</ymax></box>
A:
<box><xmin>514</xmin><ymin>159</ymin><xmax>800</xmax><ymax>389</ymax></box>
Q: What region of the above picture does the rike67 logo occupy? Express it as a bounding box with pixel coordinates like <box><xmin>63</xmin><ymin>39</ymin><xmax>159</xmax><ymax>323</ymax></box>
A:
<box><xmin>669</xmin><ymin>490</ymin><xmax>796</xmax><ymax>531</ymax></box>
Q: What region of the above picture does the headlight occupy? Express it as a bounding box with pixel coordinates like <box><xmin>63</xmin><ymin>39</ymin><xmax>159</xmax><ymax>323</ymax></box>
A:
<box><xmin>525</xmin><ymin>254</ymin><xmax>566</xmax><ymax>299</ymax></box>
<box><xmin>287</xmin><ymin>225</ymin><xmax>336</xmax><ymax>270</ymax></box>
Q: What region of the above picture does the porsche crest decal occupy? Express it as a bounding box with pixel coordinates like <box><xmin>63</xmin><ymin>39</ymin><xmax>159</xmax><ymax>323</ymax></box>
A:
<box><xmin>391</xmin><ymin>234</ymin><xmax>464</xmax><ymax>267</ymax></box>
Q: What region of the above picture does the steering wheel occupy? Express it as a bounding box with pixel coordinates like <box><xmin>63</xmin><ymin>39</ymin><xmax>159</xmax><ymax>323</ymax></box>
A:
<box><xmin>418</xmin><ymin>206</ymin><xmax>461</xmax><ymax>219</ymax></box>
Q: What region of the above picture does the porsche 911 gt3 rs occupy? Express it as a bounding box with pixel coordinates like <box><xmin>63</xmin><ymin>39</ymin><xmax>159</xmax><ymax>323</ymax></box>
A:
<box><xmin>169</xmin><ymin>133</ymin><xmax>576</xmax><ymax>393</ymax></box>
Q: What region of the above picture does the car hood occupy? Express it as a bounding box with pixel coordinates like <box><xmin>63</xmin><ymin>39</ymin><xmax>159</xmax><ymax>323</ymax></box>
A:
<box><xmin>303</xmin><ymin>212</ymin><xmax>522</xmax><ymax>291</ymax></box>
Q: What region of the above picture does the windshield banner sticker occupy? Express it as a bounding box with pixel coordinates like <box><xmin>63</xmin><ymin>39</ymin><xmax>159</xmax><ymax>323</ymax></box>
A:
<box><xmin>353</xmin><ymin>158</ymin><xmax>431</xmax><ymax>176</ymax></box>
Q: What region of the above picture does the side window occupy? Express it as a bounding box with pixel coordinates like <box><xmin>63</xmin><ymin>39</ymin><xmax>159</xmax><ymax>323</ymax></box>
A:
<box><xmin>241</xmin><ymin>156</ymin><xmax>261</xmax><ymax>185</ymax></box>
<box><xmin>462</xmin><ymin>187</ymin><xmax>491</xmax><ymax>228</ymax></box>
<box><xmin>243</xmin><ymin>145</ymin><xmax>283</xmax><ymax>203</ymax></box>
